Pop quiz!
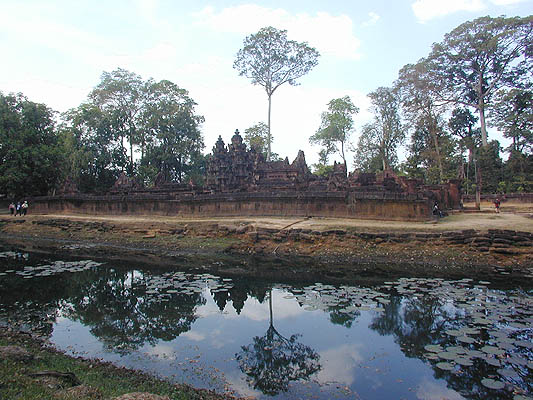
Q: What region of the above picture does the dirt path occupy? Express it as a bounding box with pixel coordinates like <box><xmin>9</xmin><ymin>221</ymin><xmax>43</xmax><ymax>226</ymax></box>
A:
<box><xmin>4</xmin><ymin>207</ymin><xmax>533</xmax><ymax>234</ymax></box>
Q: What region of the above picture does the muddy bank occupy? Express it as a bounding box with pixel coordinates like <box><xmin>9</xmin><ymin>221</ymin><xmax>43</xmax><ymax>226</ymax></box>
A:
<box><xmin>0</xmin><ymin>215</ymin><xmax>532</xmax><ymax>286</ymax></box>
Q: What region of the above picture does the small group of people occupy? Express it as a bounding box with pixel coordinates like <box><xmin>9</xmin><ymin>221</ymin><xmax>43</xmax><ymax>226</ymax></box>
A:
<box><xmin>8</xmin><ymin>201</ymin><xmax>28</xmax><ymax>216</ymax></box>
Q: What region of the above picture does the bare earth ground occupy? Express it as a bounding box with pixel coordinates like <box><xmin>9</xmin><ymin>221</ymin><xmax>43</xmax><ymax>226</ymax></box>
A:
<box><xmin>0</xmin><ymin>199</ymin><xmax>532</xmax><ymax>285</ymax></box>
<box><xmin>3</xmin><ymin>200</ymin><xmax>532</xmax><ymax>233</ymax></box>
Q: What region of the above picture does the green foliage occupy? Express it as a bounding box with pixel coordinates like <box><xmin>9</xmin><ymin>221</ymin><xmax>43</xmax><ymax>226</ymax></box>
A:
<box><xmin>89</xmin><ymin>68</ymin><xmax>147</xmax><ymax>175</ymax></box>
<box><xmin>477</xmin><ymin>140</ymin><xmax>504</xmax><ymax>193</ymax></box>
<box><xmin>0</xmin><ymin>92</ymin><xmax>63</xmax><ymax>198</ymax></box>
<box><xmin>62</xmin><ymin>70</ymin><xmax>205</xmax><ymax>191</ymax></box>
<box><xmin>490</xmin><ymin>88</ymin><xmax>532</xmax><ymax>155</ymax></box>
<box><xmin>61</xmin><ymin>102</ymin><xmax>123</xmax><ymax>193</ymax></box>
<box><xmin>311</xmin><ymin>163</ymin><xmax>334</xmax><ymax>177</ymax></box>
<box><xmin>397</xmin><ymin>62</ymin><xmax>451</xmax><ymax>183</ymax></box>
<box><xmin>234</xmin><ymin>26</ymin><xmax>320</xmax><ymax>160</ymax></box>
<box><xmin>244</xmin><ymin>122</ymin><xmax>269</xmax><ymax>157</ymax></box>
<box><xmin>423</xmin><ymin>15</ymin><xmax>533</xmax><ymax>146</ymax></box>
<box><xmin>354</xmin><ymin>87</ymin><xmax>404</xmax><ymax>172</ymax></box>
<box><xmin>141</xmin><ymin>79</ymin><xmax>205</xmax><ymax>184</ymax></box>
<box><xmin>310</xmin><ymin>96</ymin><xmax>359</xmax><ymax>167</ymax></box>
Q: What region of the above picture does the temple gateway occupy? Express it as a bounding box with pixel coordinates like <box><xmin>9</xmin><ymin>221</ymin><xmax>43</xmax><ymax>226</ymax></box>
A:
<box><xmin>32</xmin><ymin>130</ymin><xmax>461</xmax><ymax>221</ymax></box>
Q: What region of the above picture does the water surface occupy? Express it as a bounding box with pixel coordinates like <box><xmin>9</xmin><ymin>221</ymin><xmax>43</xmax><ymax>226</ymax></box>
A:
<box><xmin>0</xmin><ymin>249</ymin><xmax>531</xmax><ymax>399</ymax></box>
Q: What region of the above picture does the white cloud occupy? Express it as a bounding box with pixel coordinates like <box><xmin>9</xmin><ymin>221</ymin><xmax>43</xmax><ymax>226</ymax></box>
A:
<box><xmin>411</xmin><ymin>0</ymin><xmax>486</xmax><ymax>22</ymax></box>
<box><xmin>316</xmin><ymin>343</ymin><xmax>364</xmax><ymax>385</ymax></box>
<box><xmin>181</xmin><ymin>331</ymin><xmax>206</xmax><ymax>342</ymax></box>
<box><xmin>362</xmin><ymin>12</ymin><xmax>381</xmax><ymax>27</ymax></box>
<box><xmin>193</xmin><ymin>4</ymin><xmax>361</xmax><ymax>60</ymax></box>
<box><xmin>146</xmin><ymin>344</ymin><xmax>177</xmax><ymax>360</ymax></box>
<box><xmin>416</xmin><ymin>378</ymin><xmax>466</xmax><ymax>400</ymax></box>
<box><xmin>489</xmin><ymin>0</ymin><xmax>529</xmax><ymax>4</ymax></box>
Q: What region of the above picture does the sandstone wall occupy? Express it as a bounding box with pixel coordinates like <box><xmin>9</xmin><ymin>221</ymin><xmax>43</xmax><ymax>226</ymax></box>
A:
<box><xmin>30</xmin><ymin>191</ymin><xmax>432</xmax><ymax>221</ymax></box>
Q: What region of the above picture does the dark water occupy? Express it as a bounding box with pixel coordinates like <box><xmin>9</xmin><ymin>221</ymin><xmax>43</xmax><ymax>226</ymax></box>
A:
<box><xmin>0</xmin><ymin>249</ymin><xmax>531</xmax><ymax>399</ymax></box>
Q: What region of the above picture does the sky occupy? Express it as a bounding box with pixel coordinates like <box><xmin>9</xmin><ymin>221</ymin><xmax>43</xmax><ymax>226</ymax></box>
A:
<box><xmin>1</xmin><ymin>0</ymin><xmax>531</xmax><ymax>167</ymax></box>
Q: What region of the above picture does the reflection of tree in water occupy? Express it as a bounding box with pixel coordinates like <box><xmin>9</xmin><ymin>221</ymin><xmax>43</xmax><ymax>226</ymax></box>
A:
<box><xmin>370</xmin><ymin>295</ymin><xmax>451</xmax><ymax>354</ymax></box>
<box><xmin>369</xmin><ymin>293</ymin><xmax>529</xmax><ymax>400</ymax></box>
<box><xmin>0</xmin><ymin>273</ymin><xmax>66</xmax><ymax>337</ymax></box>
<box><xmin>63</xmin><ymin>269</ymin><xmax>205</xmax><ymax>354</ymax></box>
<box><xmin>236</xmin><ymin>290</ymin><xmax>321</xmax><ymax>396</ymax></box>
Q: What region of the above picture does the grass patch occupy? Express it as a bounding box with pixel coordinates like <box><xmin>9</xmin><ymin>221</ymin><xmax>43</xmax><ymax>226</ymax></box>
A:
<box><xmin>0</xmin><ymin>330</ymin><xmax>229</xmax><ymax>400</ymax></box>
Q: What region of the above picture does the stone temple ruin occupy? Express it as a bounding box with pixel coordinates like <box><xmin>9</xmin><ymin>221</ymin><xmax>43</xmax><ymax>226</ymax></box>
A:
<box><xmin>33</xmin><ymin>129</ymin><xmax>461</xmax><ymax>220</ymax></box>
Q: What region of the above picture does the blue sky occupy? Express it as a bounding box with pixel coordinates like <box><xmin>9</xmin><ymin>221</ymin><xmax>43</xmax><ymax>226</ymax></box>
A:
<box><xmin>1</xmin><ymin>0</ymin><xmax>531</xmax><ymax>166</ymax></box>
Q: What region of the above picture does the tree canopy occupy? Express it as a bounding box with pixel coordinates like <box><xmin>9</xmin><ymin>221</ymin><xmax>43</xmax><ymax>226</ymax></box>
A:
<box><xmin>423</xmin><ymin>15</ymin><xmax>533</xmax><ymax>147</ymax></box>
<box><xmin>0</xmin><ymin>92</ymin><xmax>63</xmax><ymax>198</ymax></box>
<box><xmin>310</xmin><ymin>96</ymin><xmax>358</xmax><ymax>170</ymax></box>
<box><xmin>61</xmin><ymin>69</ymin><xmax>205</xmax><ymax>191</ymax></box>
<box><xmin>354</xmin><ymin>87</ymin><xmax>405</xmax><ymax>172</ymax></box>
<box><xmin>234</xmin><ymin>26</ymin><xmax>320</xmax><ymax>161</ymax></box>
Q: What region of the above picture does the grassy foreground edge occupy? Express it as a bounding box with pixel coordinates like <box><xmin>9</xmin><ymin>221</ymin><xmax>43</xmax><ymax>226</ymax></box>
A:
<box><xmin>0</xmin><ymin>328</ymin><xmax>233</xmax><ymax>400</ymax></box>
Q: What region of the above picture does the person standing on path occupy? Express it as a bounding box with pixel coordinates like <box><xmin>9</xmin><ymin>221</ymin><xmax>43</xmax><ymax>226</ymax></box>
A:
<box><xmin>21</xmin><ymin>201</ymin><xmax>28</xmax><ymax>216</ymax></box>
<box><xmin>493</xmin><ymin>198</ymin><xmax>501</xmax><ymax>213</ymax></box>
<box><xmin>8</xmin><ymin>202</ymin><xmax>15</xmax><ymax>215</ymax></box>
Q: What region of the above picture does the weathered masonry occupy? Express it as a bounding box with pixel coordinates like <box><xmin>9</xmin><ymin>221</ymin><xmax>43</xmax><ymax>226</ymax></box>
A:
<box><xmin>31</xmin><ymin>130</ymin><xmax>461</xmax><ymax>221</ymax></box>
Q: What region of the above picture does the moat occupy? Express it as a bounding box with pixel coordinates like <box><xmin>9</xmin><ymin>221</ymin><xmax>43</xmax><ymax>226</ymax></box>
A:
<box><xmin>0</xmin><ymin>248</ymin><xmax>532</xmax><ymax>399</ymax></box>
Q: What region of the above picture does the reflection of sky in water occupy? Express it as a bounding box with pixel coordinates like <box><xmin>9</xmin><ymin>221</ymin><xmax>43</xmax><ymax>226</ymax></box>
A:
<box><xmin>1</xmin><ymin>252</ymin><xmax>531</xmax><ymax>400</ymax></box>
<box><xmin>50</xmin><ymin>287</ymin><xmax>464</xmax><ymax>399</ymax></box>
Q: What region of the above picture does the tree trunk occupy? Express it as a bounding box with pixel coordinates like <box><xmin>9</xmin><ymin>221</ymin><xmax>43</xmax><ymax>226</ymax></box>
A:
<box><xmin>478</xmin><ymin>75</ymin><xmax>488</xmax><ymax>147</ymax></box>
<box><xmin>341</xmin><ymin>139</ymin><xmax>347</xmax><ymax>175</ymax></box>
<box><xmin>475</xmin><ymin>159</ymin><xmax>481</xmax><ymax>210</ymax></box>
<box><xmin>267</xmin><ymin>94</ymin><xmax>272</xmax><ymax>161</ymax></box>
<box><xmin>129</xmin><ymin>139</ymin><xmax>134</xmax><ymax>175</ymax></box>
<box><xmin>430</xmin><ymin>123</ymin><xmax>443</xmax><ymax>183</ymax></box>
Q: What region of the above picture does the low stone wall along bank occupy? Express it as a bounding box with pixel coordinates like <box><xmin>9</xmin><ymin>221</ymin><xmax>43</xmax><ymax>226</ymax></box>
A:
<box><xmin>30</xmin><ymin>191</ymin><xmax>432</xmax><ymax>221</ymax></box>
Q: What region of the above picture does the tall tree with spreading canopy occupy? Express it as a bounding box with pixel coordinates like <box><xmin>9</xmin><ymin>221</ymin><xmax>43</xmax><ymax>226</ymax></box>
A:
<box><xmin>490</xmin><ymin>88</ymin><xmax>532</xmax><ymax>155</ymax></box>
<box><xmin>0</xmin><ymin>92</ymin><xmax>63</xmax><ymax>197</ymax></box>
<box><xmin>309</xmin><ymin>96</ymin><xmax>359</xmax><ymax>170</ymax></box>
<box><xmin>397</xmin><ymin>62</ymin><xmax>450</xmax><ymax>183</ymax></box>
<box><xmin>423</xmin><ymin>15</ymin><xmax>533</xmax><ymax>147</ymax></box>
<box><xmin>354</xmin><ymin>87</ymin><xmax>405</xmax><ymax>172</ymax></box>
<box><xmin>141</xmin><ymin>80</ymin><xmax>205</xmax><ymax>184</ymax></box>
<box><xmin>234</xmin><ymin>26</ymin><xmax>320</xmax><ymax>160</ymax></box>
<box><xmin>61</xmin><ymin>103</ymin><xmax>123</xmax><ymax>193</ymax></box>
<box><xmin>89</xmin><ymin>68</ymin><xmax>147</xmax><ymax>174</ymax></box>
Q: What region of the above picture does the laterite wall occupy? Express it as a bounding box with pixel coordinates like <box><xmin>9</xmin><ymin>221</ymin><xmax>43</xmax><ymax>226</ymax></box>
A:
<box><xmin>30</xmin><ymin>191</ymin><xmax>432</xmax><ymax>221</ymax></box>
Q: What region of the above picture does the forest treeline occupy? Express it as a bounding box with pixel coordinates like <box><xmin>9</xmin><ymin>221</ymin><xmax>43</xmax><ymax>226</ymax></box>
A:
<box><xmin>0</xmin><ymin>15</ymin><xmax>531</xmax><ymax>199</ymax></box>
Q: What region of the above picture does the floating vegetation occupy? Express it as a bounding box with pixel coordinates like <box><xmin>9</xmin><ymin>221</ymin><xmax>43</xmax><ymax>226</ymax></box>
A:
<box><xmin>0</xmin><ymin>259</ymin><xmax>102</xmax><ymax>278</ymax></box>
<box><xmin>481</xmin><ymin>378</ymin><xmax>505</xmax><ymax>390</ymax></box>
<box><xmin>1</xmin><ymin>256</ymin><xmax>532</xmax><ymax>399</ymax></box>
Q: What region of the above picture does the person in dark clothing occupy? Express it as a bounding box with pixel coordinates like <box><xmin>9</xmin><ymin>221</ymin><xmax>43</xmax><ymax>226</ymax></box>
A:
<box><xmin>493</xmin><ymin>198</ymin><xmax>501</xmax><ymax>213</ymax></box>
<box><xmin>433</xmin><ymin>202</ymin><xmax>443</xmax><ymax>218</ymax></box>
<box><xmin>8</xmin><ymin>202</ymin><xmax>15</xmax><ymax>215</ymax></box>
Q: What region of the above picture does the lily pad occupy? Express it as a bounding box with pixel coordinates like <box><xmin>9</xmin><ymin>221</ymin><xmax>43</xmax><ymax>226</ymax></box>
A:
<box><xmin>424</xmin><ymin>344</ymin><xmax>443</xmax><ymax>353</ymax></box>
<box><xmin>438</xmin><ymin>352</ymin><xmax>459</xmax><ymax>361</ymax></box>
<box><xmin>515</xmin><ymin>340</ymin><xmax>533</xmax><ymax>349</ymax></box>
<box><xmin>445</xmin><ymin>329</ymin><xmax>463</xmax><ymax>337</ymax></box>
<box><xmin>481</xmin><ymin>346</ymin><xmax>505</xmax><ymax>356</ymax></box>
<box><xmin>497</xmin><ymin>368</ymin><xmax>519</xmax><ymax>379</ymax></box>
<box><xmin>455</xmin><ymin>357</ymin><xmax>473</xmax><ymax>367</ymax></box>
<box><xmin>457</xmin><ymin>336</ymin><xmax>476</xmax><ymax>344</ymax></box>
<box><xmin>481</xmin><ymin>378</ymin><xmax>505</xmax><ymax>390</ymax></box>
<box><xmin>436</xmin><ymin>362</ymin><xmax>454</xmax><ymax>371</ymax></box>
